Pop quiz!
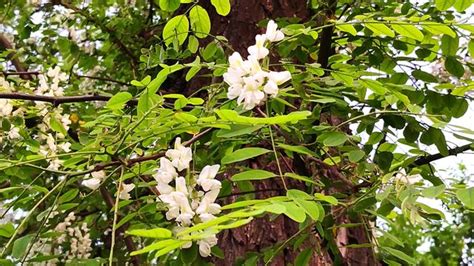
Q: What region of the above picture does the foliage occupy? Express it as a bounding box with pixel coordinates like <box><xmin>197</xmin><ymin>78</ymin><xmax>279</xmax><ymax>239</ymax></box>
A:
<box><xmin>0</xmin><ymin>0</ymin><xmax>474</xmax><ymax>265</ymax></box>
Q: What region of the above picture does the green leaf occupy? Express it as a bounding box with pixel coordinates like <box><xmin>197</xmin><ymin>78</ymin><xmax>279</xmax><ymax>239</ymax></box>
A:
<box><xmin>189</xmin><ymin>5</ymin><xmax>211</xmax><ymax>39</ymax></box>
<box><xmin>412</xmin><ymin>69</ymin><xmax>438</xmax><ymax>83</ymax></box>
<box><xmin>277</xmin><ymin>143</ymin><xmax>315</xmax><ymax>156</ymax></box>
<box><xmin>215</xmin><ymin>110</ymin><xmax>311</xmax><ymax>125</ymax></box>
<box><xmin>221</xmin><ymin>147</ymin><xmax>271</xmax><ymax>164</ymax></box>
<box><xmin>314</xmin><ymin>193</ymin><xmax>338</xmax><ymax>205</ymax></box>
<box><xmin>445</xmin><ymin>56</ymin><xmax>465</xmax><ymax>78</ymax></box>
<box><xmin>421</xmin><ymin>184</ymin><xmax>446</xmax><ymax>198</ymax></box>
<box><xmin>284</xmin><ymin>173</ymin><xmax>321</xmax><ymax>186</ymax></box>
<box><xmin>279</xmin><ymin>202</ymin><xmax>306</xmax><ymax>222</ymax></box>
<box><xmin>317</xmin><ymin>131</ymin><xmax>348</xmax><ymax>147</ymax></box>
<box><xmin>231</xmin><ymin>170</ymin><xmax>276</xmax><ymax>181</ymax></box>
<box><xmin>435</xmin><ymin>0</ymin><xmax>455</xmax><ymax>11</ymax></box>
<box><xmin>287</xmin><ymin>189</ymin><xmax>313</xmax><ymax>200</ymax></box>
<box><xmin>131</xmin><ymin>239</ymin><xmax>178</xmax><ymax>256</ymax></box>
<box><xmin>148</xmin><ymin>64</ymin><xmax>184</xmax><ymax>94</ymax></box>
<box><xmin>336</xmin><ymin>24</ymin><xmax>357</xmax><ymax>35</ymax></box>
<box><xmin>456</xmin><ymin>187</ymin><xmax>474</xmax><ymax>209</ymax></box>
<box><xmin>295</xmin><ymin>248</ymin><xmax>313</xmax><ymax>266</ymax></box>
<box><xmin>12</xmin><ymin>235</ymin><xmax>33</xmax><ymax>258</ymax></box>
<box><xmin>382</xmin><ymin>247</ymin><xmax>417</xmax><ymax>265</ymax></box>
<box><xmin>216</xmin><ymin>125</ymin><xmax>263</xmax><ymax>138</ymax></box>
<box><xmin>106</xmin><ymin>92</ymin><xmax>133</xmax><ymax>110</ymax></box>
<box><xmin>159</xmin><ymin>0</ymin><xmax>180</xmax><ymax>11</ymax></box>
<box><xmin>422</xmin><ymin>23</ymin><xmax>456</xmax><ymax>38</ymax></box>
<box><xmin>365</xmin><ymin>22</ymin><xmax>395</xmax><ymax>37</ymax></box>
<box><xmin>49</xmin><ymin>116</ymin><xmax>67</xmax><ymax>135</ymax></box>
<box><xmin>0</xmin><ymin>223</ymin><xmax>14</xmax><ymax>238</ymax></box>
<box><xmin>453</xmin><ymin>0</ymin><xmax>472</xmax><ymax>11</ymax></box>
<box><xmin>185</xmin><ymin>56</ymin><xmax>201</xmax><ymax>81</ymax></box>
<box><xmin>187</xmin><ymin>35</ymin><xmax>199</xmax><ymax>53</ymax></box>
<box><xmin>391</xmin><ymin>24</ymin><xmax>424</xmax><ymax>41</ymax></box>
<box><xmin>294</xmin><ymin>199</ymin><xmax>321</xmax><ymax>221</ymax></box>
<box><xmin>348</xmin><ymin>150</ymin><xmax>365</xmax><ymax>163</ymax></box>
<box><xmin>331</xmin><ymin>72</ymin><xmax>353</xmax><ymax>86</ymax></box>
<box><xmin>210</xmin><ymin>0</ymin><xmax>231</xmax><ymax>16</ymax></box>
<box><xmin>440</xmin><ymin>35</ymin><xmax>459</xmax><ymax>56</ymax></box>
<box><xmin>126</xmin><ymin>228</ymin><xmax>173</xmax><ymax>238</ymax></box>
<box><xmin>163</xmin><ymin>15</ymin><xmax>189</xmax><ymax>46</ymax></box>
<box><xmin>58</xmin><ymin>188</ymin><xmax>78</xmax><ymax>204</ymax></box>
<box><xmin>468</xmin><ymin>40</ymin><xmax>474</xmax><ymax>58</ymax></box>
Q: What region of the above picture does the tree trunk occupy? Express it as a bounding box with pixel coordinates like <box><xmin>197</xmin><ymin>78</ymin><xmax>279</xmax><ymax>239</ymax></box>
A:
<box><xmin>205</xmin><ymin>1</ymin><xmax>378</xmax><ymax>265</ymax></box>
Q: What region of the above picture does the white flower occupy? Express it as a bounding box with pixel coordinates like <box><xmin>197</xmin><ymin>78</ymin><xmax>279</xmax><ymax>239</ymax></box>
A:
<box><xmin>59</xmin><ymin>142</ymin><xmax>72</xmax><ymax>152</ymax></box>
<box><xmin>82</xmin><ymin>170</ymin><xmax>106</xmax><ymax>190</ymax></box>
<box><xmin>153</xmin><ymin>157</ymin><xmax>178</xmax><ymax>184</ymax></box>
<box><xmin>238</xmin><ymin>76</ymin><xmax>266</xmax><ymax>110</ymax></box>
<box><xmin>157</xmin><ymin>182</ymin><xmax>174</xmax><ymax>195</ymax></box>
<box><xmin>119</xmin><ymin>183</ymin><xmax>135</xmax><ymax>200</ymax></box>
<box><xmin>196</xmin><ymin>189</ymin><xmax>221</xmax><ymax>218</ymax></box>
<box><xmin>8</xmin><ymin>127</ymin><xmax>21</xmax><ymax>140</ymax></box>
<box><xmin>263</xmin><ymin>80</ymin><xmax>279</xmax><ymax>96</ymax></box>
<box><xmin>265</xmin><ymin>20</ymin><xmax>285</xmax><ymax>42</ymax></box>
<box><xmin>248</xmin><ymin>34</ymin><xmax>269</xmax><ymax>59</ymax></box>
<box><xmin>91</xmin><ymin>170</ymin><xmax>106</xmax><ymax>180</ymax></box>
<box><xmin>165</xmin><ymin>137</ymin><xmax>192</xmax><ymax>171</ymax></box>
<box><xmin>227</xmin><ymin>84</ymin><xmax>243</xmax><ymax>100</ymax></box>
<box><xmin>197</xmin><ymin>235</ymin><xmax>218</xmax><ymax>257</ymax></box>
<box><xmin>175</xmin><ymin>176</ymin><xmax>189</xmax><ymax>196</ymax></box>
<box><xmin>267</xmin><ymin>71</ymin><xmax>291</xmax><ymax>85</ymax></box>
<box><xmin>159</xmin><ymin>191</ymin><xmax>195</xmax><ymax>225</ymax></box>
<box><xmin>197</xmin><ymin>165</ymin><xmax>221</xmax><ymax>192</ymax></box>
<box><xmin>0</xmin><ymin>99</ymin><xmax>13</xmax><ymax>116</ymax></box>
<box><xmin>82</xmin><ymin>178</ymin><xmax>101</xmax><ymax>190</ymax></box>
<box><xmin>48</xmin><ymin>158</ymin><xmax>62</xmax><ymax>171</ymax></box>
<box><xmin>394</xmin><ymin>173</ymin><xmax>423</xmax><ymax>185</ymax></box>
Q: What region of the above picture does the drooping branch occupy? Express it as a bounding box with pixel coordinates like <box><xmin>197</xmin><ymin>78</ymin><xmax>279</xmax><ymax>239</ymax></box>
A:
<box><xmin>410</xmin><ymin>143</ymin><xmax>474</xmax><ymax>167</ymax></box>
<box><xmin>0</xmin><ymin>93</ymin><xmax>138</xmax><ymax>106</ymax></box>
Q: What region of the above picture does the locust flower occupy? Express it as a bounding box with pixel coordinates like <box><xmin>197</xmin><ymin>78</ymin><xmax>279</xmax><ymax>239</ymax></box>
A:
<box><xmin>0</xmin><ymin>100</ymin><xmax>13</xmax><ymax>116</ymax></box>
<box><xmin>197</xmin><ymin>165</ymin><xmax>221</xmax><ymax>192</ymax></box>
<box><xmin>82</xmin><ymin>170</ymin><xmax>106</xmax><ymax>190</ymax></box>
<box><xmin>119</xmin><ymin>183</ymin><xmax>135</xmax><ymax>200</ymax></box>
<box><xmin>265</xmin><ymin>20</ymin><xmax>285</xmax><ymax>42</ymax></box>
<box><xmin>198</xmin><ymin>234</ymin><xmax>218</xmax><ymax>257</ymax></box>
<box><xmin>248</xmin><ymin>34</ymin><xmax>269</xmax><ymax>60</ymax></box>
<box><xmin>166</xmin><ymin>137</ymin><xmax>192</xmax><ymax>171</ymax></box>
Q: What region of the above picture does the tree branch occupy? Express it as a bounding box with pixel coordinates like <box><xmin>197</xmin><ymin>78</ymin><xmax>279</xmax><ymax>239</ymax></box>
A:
<box><xmin>71</xmin><ymin>128</ymin><xmax>213</xmax><ymax>177</ymax></box>
<box><xmin>0</xmin><ymin>93</ymin><xmax>138</xmax><ymax>106</ymax></box>
<box><xmin>58</xmin><ymin>1</ymin><xmax>138</xmax><ymax>70</ymax></box>
<box><xmin>410</xmin><ymin>143</ymin><xmax>474</xmax><ymax>167</ymax></box>
<box><xmin>0</xmin><ymin>34</ymin><xmax>33</xmax><ymax>80</ymax></box>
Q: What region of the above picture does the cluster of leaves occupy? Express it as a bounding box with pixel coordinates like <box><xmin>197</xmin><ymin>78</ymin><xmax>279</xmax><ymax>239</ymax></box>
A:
<box><xmin>0</xmin><ymin>0</ymin><xmax>474</xmax><ymax>265</ymax></box>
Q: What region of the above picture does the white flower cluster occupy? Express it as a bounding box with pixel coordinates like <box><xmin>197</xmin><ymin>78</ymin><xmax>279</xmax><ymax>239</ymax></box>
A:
<box><xmin>36</xmin><ymin>66</ymin><xmax>68</xmax><ymax>97</ymax></box>
<box><xmin>55</xmin><ymin>212</ymin><xmax>93</xmax><ymax>261</ymax></box>
<box><xmin>154</xmin><ymin>137</ymin><xmax>221</xmax><ymax>257</ymax></box>
<box><xmin>224</xmin><ymin>20</ymin><xmax>291</xmax><ymax>110</ymax></box>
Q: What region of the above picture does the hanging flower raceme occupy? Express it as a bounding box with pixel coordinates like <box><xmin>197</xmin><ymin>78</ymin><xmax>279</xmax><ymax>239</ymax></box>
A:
<box><xmin>223</xmin><ymin>20</ymin><xmax>291</xmax><ymax>110</ymax></box>
<box><xmin>154</xmin><ymin>137</ymin><xmax>222</xmax><ymax>257</ymax></box>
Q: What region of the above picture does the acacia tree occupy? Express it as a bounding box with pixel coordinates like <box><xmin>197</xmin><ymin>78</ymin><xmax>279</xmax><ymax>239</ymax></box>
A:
<box><xmin>1</xmin><ymin>0</ymin><xmax>474</xmax><ymax>265</ymax></box>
